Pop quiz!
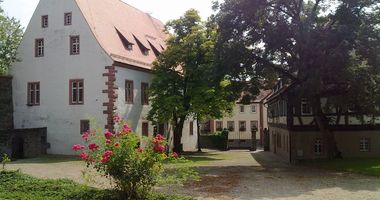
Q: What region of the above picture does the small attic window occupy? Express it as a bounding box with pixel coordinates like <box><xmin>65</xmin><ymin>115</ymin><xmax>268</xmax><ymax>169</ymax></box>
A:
<box><xmin>133</xmin><ymin>35</ymin><xmax>150</xmax><ymax>56</ymax></box>
<box><xmin>115</xmin><ymin>28</ymin><xmax>134</xmax><ymax>51</ymax></box>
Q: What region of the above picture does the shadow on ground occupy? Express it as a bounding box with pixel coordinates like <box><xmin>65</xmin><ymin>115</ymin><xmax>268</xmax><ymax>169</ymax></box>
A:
<box><xmin>11</xmin><ymin>155</ymin><xmax>80</xmax><ymax>164</ymax></box>
<box><xmin>180</xmin><ymin>150</ymin><xmax>380</xmax><ymax>200</ymax></box>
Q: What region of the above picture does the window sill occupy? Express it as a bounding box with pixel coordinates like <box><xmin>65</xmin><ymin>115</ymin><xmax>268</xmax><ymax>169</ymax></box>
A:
<box><xmin>26</xmin><ymin>104</ymin><xmax>40</xmax><ymax>107</ymax></box>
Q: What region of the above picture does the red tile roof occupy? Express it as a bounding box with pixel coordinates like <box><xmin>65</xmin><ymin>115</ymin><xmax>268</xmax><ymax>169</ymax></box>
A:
<box><xmin>75</xmin><ymin>0</ymin><xmax>168</xmax><ymax>70</ymax></box>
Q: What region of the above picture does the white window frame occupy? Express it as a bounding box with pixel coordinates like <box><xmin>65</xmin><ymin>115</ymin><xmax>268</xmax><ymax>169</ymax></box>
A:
<box><xmin>360</xmin><ymin>137</ymin><xmax>370</xmax><ymax>152</ymax></box>
<box><xmin>240</xmin><ymin>105</ymin><xmax>245</xmax><ymax>113</ymax></box>
<box><xmin>251</xmin><ymin>105</ymin><xmax>257</xmax><ymax>113</ymax></box>
<box><xmin>314</xmin><ymin>139</ymin><xmax>322</xmax><ymax>155</ymax></box>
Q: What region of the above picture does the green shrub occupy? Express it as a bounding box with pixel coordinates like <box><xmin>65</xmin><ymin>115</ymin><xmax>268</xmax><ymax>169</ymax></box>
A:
<box><xmin>72</xmin><ymin>116</ymin><xmax>195</xmax><ymax>200</ymax></box>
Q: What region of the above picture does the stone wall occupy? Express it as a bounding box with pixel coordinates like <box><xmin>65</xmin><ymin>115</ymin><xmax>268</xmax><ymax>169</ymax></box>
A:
<box><xmin>0</xmin><ymin>128</ymin><xmax>48</xmax><ymax>159</ymax></box>
<box><xmin>0</xmin><ymin>76</ymin><xmax>13</xmax><ymax>130</ymax></box>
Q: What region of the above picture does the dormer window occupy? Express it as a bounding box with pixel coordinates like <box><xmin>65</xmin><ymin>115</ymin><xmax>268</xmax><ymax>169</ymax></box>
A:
<box><xmin>116</xmin><ymin>28</ymin><xmax>134</xmax><ymax>51</ymax></box>
<box><xmin>41</xmin><ymin>15</ymin><xmax>48</xmax><ymax>28</ymax></box>
<box><xmin>127</xmin><ymin>44</ymin><xmax>133</xmax><ymax>50</ymax></box>
<box><xmin>133</xmin><ymin>35</ymin><xmax>150</xmax><ymax>56</ymax></box>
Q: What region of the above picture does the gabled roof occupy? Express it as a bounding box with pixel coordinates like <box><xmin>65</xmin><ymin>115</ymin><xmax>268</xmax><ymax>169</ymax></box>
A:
<box><xmin>75</xmin><ymin>0</ymin><xmax>168</xmax><ymax>70</ymax></box>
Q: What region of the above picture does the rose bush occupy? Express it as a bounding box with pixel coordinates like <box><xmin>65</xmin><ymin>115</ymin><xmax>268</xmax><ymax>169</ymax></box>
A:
<box><xmin>72</xmin><ymin>116</ymin><xmax>183</xmax><ymax>200</ymax></box>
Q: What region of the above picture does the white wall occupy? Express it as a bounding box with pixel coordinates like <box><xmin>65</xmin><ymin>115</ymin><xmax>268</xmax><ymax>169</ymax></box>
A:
<box><xmin>215</xmin><ymin>103</ymin><xmax>263</xmax><ymax>139</ymax></box>
<box><xmin>114</xmin><ymin>66</ymin><xmax>198</xmax><ymax>151</ymax></box>
<box><xmin>11</xmin><ymin>0</ymin><xmax>113</xmax><ymax>154</ymax></box>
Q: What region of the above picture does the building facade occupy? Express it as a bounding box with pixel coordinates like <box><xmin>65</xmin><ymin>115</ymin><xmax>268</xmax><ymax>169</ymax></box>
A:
<box><xmin>267</xmin><ymin>80</ymin><xmax>380</xmax><ymax>162</ymax></box>
<box><xmin>202</xmin><ymin>90</ymin><xmax>271</xmax><ymax>147</ymax></box>
<box><xmin>11</xmin><ymin>0</ymin><xmax>197</xmax><ymax>155</ymax></box>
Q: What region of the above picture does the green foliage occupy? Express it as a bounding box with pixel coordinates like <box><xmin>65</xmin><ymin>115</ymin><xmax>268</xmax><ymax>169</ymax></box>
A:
<box><xmin>148</xmin><ymin>9</ymin><xmax>233</xmax><ymax>152</ymax></box>
<box><xmin>215</xmin><ymin>0</ymin><xmax>380</xmax><ymax>114</ymax></box>
<box><xmin>0</xmin><ymin>171</ymin><xmax>194</xmax><ymax>200</ymax></box>
<box><xmin>1</xmin><ymin>153</ymin><xmax>10</xmax><ymax>171</ymax></box>
<box><xmin>0</xmin><ymin>1</ymin><xmax>23</xmax><ymax>75</ymax></box>
<box><xmin>73</xmin><ymin>117</ymin><xmax>196</xmax><ymax>199</ymax></box>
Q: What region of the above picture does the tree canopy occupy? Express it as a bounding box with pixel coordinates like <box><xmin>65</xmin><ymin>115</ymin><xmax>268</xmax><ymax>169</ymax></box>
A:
<box><xmin>0</xmin><ymin>1</ymin><xmax>23</xmax><ymax>75</ymax></box>
<box><xmin>148</xmin><ymin>9</ymin><xmax>233</xmax><ymax>153</ymax></box>
<box><xmin>214</xmin><ymin>0</ymin><xmax>380</xmax><ymax>157</ymax></box>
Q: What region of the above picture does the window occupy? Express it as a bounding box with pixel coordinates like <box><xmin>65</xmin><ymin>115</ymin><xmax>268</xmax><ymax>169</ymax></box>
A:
<box><xmin>250</xmin><ymin>121</ymin><xmax>258</xmax><ymax>131</ymax></box>
<box><xmin>360</xmin><ymin>138</ymin><xmax>370</xmax><ymax>152</ymax></box>
<box><xmin>301</xmin><ymin>99</ymin><xmax>312</xmax><ymax>115</ymax></box>
<box><xmin>190</xmin><ymin>121</ymin><xmax>194</xmax><ymax>135</ymax></box>
<box><xmin>251</xmin><ymin>105</ymin><xmax>256</xmax><ymax>113</ymax></box>
<box><xmin>142</xmin><ymin>122</ymin><xmax>149</xmax><ymax>136</ymax></box>
<box><xmin>27</xmin><ymin>82</ymin><xmax>40</xmax><ymax>106</ymax></box>
<box><xmin>216</xmin><ymin>121</ymin><xmax>223</xmax><ymax>131</ymax></box>
<box><xmin>125</xmin><ymin>80</ymin><xmax>134</xmax><ymax>104</ymax></box>
<box><xmin>70</xmin><ymin>36</ymin><xmax>80</xmax><ymax>55</ymax></box>
<box><xmin>240</xmin><ymin>105</ymin><xmax>245</xmax><ymax>113</ymax></box>
<box><xmin>116</xmin><ymin>29</ymin><xmax>133</xmax><ymax>50</ymax></box>
<box><xmin>314</xmin><ymin>139</ymin><xmax>322</xmax><ymax>155</ymax></box>
<box><xmin>141</xmin><ymin>82</ymin><xmax>149</xmax><ymax>105</ymax></box>
<box><xmin>227</xmin><ymin>121</ymin><xmax>235</xmax><ymax>131</ymax></box>
<box><xmin>35</xmin><ymin>39</ymin><xmax>44</xmax><ymax>57</ymax></box>
<box><xmin>70</xmin><ymin>79</ymin><xmax>84</xmax><ymax>105</ymax></box>
<box><xmin>41</xmin><ymin>15</ymin><xmax>48</xmax><ymax>28</ymax></box>
<box><xmin>64</xmin><ymin>12</ymin><xmax>72</xmax><ymax>25</ymax></box>
<box><xmin>80</xmin><ymin>120</ymin><xmax>90</xmax><ymax>134</ymax></box>
<box><xmin>239</xmin><ymin>121</ymin><xmax>246</xmax><ymax>131</ymax></box>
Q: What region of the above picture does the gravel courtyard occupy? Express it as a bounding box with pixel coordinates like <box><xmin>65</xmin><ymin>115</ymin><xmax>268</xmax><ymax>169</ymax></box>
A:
<box><xmin>8</xmin><ymin>150</ymin><xmax>380</xmax><ymax>200</ymax></box>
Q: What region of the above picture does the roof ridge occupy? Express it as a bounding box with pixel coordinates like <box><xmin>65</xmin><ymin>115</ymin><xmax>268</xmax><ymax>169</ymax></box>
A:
<box><xmin>118</xmin><ymin>0</ymin><xmax>164</xmax><ymax>23</ymax></box>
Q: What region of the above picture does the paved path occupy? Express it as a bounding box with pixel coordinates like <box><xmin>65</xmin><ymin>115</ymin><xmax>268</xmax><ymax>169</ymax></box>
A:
<box><xmin>7</xmin><ymin>150</ymin><xmax>380</xmax><ymax>200</ymax></box>
<box><xmin>181</xmin><ymin>150</ymin><xmax>380</xmax><ymax>200</ymax></box>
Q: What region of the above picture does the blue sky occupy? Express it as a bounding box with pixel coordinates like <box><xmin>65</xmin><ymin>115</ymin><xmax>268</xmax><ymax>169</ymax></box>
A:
<box><xmin>2</xmin><ymin>0</ymin><xmax>220</xmax><ymax>29</ymax></box>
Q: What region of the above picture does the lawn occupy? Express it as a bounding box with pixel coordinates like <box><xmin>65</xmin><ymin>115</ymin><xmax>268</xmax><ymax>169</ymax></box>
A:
<box><xmin>0</xmin><ymin>170</ymin><xmax>194</xmax><ymax>200</ymax></box>
<box><xmin>305</xmin><ymin>158</ymin><xmax>380</xmax><ymax>176</ymax></box>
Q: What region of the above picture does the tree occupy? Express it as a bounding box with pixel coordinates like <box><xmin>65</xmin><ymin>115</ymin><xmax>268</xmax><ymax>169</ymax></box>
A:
<box><xmin>214</xmin><ymin>0</ymin><xmax>380</xmax><ymax>158</ymax></box>
<box><xmin>0</xmin><ymin>1</ymin><xmax>23</xmax><ymax>75</ymax></box>
<box><xmin>148</xmin><ymin>9</ymin><xmax>233</xmax><ymax>153</ymax></box>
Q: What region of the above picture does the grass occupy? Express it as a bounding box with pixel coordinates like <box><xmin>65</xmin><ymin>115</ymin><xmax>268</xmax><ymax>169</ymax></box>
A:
<box><xmin>304</xmin><ymin>158</ymin><xmax>380</xmax><ymax>176</ymax></box>
<box><xmin>0</xmin><ymin>170</ymin><xmax>194</xmax><ymax>200</ymax></box>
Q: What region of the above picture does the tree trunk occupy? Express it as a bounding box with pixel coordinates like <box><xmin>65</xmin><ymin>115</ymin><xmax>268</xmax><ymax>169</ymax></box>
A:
<box><xmin>173</xmin><ymin>117</ymin><xmax>186</xmax><ymax>153</ymax></box>
<box><xmin>312</xmin><ymin>97</ymin><xmax>339</xmax><ymax>159</ymax></box>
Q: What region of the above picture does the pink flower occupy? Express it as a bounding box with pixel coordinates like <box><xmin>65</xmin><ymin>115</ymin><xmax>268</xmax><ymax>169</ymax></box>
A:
<box><xmin>104</xmin><ymin>131</ymin><xmax>113</xmax><ymax>139</ymax></box>
<box><xmin>172</xmin><ymin>152</ymin><xmax>179</xmax><ymax>158</ymax></box>
<box><xmin>79</xmin><ymin>152</ymin><xmax>89</xmax><ymax>160</ymax></box>
<box><xmin>105</xmin><ymin>139</ymin><xmax>112</xmax><ymax>145</ymax></box>
<box><xmin>103</xmin><ymin>150</ymin><xmax>113</xmax><ymax>157</ymax></box>
<box><xmin>114</xmin><ymin>142</ymin><xmax>121</xmax><ymax>148</ymax></box>
<box><xmin>82</xmin><ymin>132</ymin><xmax>90</xmax><ymax>141</ymax></box>
<box><xmin>88</xmin><ymin>143</ymin><xmax>99</xmax><ymax>151</ymax></box>
<box><xmin>113</xmin><ymin>115</ymin><xmax>122</xmax><ymax>123</ymax></box>
<box><xmin>155</xmin><ymin>145</ymin><xmax>165</xmax><ymax>153</ymax></box>
<box><xmin>138</xmin><ymin>147</ymin><xmax>143</xmax><ymax>153</ymax></box>
<box><xmin>122</xmin><ymin>124</ymin><xmax>132</xmax><ymax>133</ymax></box>
<box><xmin>101</xmin><ymin>156</ymin><xmax>110</xmax><ymax>164</ymax></box>
<box><xmin>156</xmin><ymin>134</ymin><xmax>164</xmax><ymax>141</ymax></box>
<box><xmin>101</xmin><ymin>150</ymin><xmax>113</xmax><ymax>163</ymax></box>
<box><xmin>72</xmin><ymin>144</ymin><xmax>85</xmax><ymax>152</ymax></box>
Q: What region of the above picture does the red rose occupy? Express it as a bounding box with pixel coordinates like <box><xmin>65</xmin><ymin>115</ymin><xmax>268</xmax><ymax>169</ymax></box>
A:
<box><xmin>80</xmin><ymin>152</ymin><xmax>89</xmax><ymax>160</ymax></box>
<box><xmin>88</xmin><ymin>143</ymin><xmax>99</xmax><ymax>150</ymax></box>
<box><xmin>72</xmin><ymin>144</ymin><xmax>84</xmax><ymax>151</ymax></box>
<box><xmin>104</xmin><ymin>131</ymin><xmax>113</xmax><ymax>139</ymax></box>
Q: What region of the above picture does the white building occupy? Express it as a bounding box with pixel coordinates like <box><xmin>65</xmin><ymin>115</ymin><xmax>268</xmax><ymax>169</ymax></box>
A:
<box><xmin>202</xmin><ymin>90</ymin><xmax>272</xmax><ymax>147</ymax></box>
<box><xmin>11</xmin><ymin>0</ymin><xmax>197</xmax><ymax>155</ymax></box>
